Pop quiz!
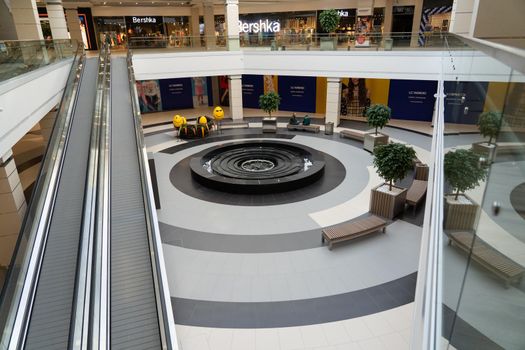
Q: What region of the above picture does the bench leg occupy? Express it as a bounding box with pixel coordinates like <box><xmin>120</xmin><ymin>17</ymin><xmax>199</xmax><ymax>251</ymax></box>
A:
<box><xmin>329</xmin><ymin>242</ymin><xmax>333</xmax><ymax>250</ymax></box>
<box><xmin>382</xmin><ymin>226</ymin><xmax>386</xmax><ymax>233</ymax></box>
<box><xmin>321</xmin><ymin>235</ymin><xmax>325</xmax><ymax>244</ymax></box>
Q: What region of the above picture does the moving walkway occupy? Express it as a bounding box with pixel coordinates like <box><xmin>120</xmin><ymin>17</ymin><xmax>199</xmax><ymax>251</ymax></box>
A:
<box><xmin>0</xmin><ymin>45</ymin><xmax>176</xmax><ymax>349</ymax></box>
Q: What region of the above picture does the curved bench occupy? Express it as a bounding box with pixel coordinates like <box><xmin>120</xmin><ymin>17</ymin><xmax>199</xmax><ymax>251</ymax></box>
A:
<box><xmin>322</xmin><ymin>215</ymin><xmax>387</xmax><ymax>250</ymax></box>
<box><xmin>287</xmin><ymin>124</ymin><xmax>320</xmax><ymax>133</ymax></box>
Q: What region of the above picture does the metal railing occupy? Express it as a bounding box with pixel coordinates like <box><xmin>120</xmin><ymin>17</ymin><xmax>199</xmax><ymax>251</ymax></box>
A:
<box><xmin>126</xmin><ymin>32</ymin><xmax>470</xmax><ymax>52</ymax></box>
<box><xmin>0</xmin><ymin>39</ymin><xmax>78</xmax><ymax>82</ymax></box>
<box><xmin>127</xmin><ymin>50</ymin><xmax>179</xmax><ymax>350</ymax></box>
<box><xmin>0</xmin><ymin>42</ymin><xmax>84</xmax><ymax>349</ymax></box>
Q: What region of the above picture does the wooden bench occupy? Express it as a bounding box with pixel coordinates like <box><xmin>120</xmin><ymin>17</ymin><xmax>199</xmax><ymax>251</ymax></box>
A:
<box><xmin>495</xmin><ymin>142</ymin><xmax>525</xmax><ymax>157</ymax></box>
<box><xmin>287</xmin><ymin>123</ymin><xmax>320</xmax><ymax>133</ymax></box>
<box><xmin>339</xmin><ymin>129</ymin><xmax>365</xmax><ymax>142</ymax></box>
<box><xmin>405</xmin><ymin>179</ymin><xmax>428</xmax><ymax>215</ymax></box>
<box><xmin>322</xmin><ymin>215</ymin><xmax>387</xmax><ymax>250</ymax></box>
<box><xmin>447</xmin><ymin>231</ymin><xmax>525</xmax><ymax>287</ymax></box>
<box><xmin>220</xmin><ymin>120</ymin><xmax>250</xmax><ymax>130</ymax></box>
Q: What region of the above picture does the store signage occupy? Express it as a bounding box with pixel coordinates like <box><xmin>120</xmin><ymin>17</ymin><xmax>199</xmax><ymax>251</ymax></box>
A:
<box><xmin>132</xmin><ymin>16</ymin><xmax>157</xmax><ymax>24</ymax></box>
<box><xmin>337</xmin><ymin>10</ymin><xmax>349</xmax><ymax>17</ymax></box>
<box><xmin>357</xmin><ymin>8</ymin><xmax>372</xmax><ymax>16</ymax></box>
<box><xmin>238</xmin><ymin>19</ymin><xmax>281</xmax><ymax>33</ymax></box>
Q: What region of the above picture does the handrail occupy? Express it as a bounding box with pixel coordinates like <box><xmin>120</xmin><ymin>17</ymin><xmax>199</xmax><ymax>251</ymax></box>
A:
<box><xmin>0</xmin><ymin>41</ymin><xmax>84</xmax><ymax>348</ymax></box>
<box><xmin>69</xmin><ymin>46</ymin><xmax>110</xmax><ymax>350</ymax></box>
<box><xmin>91</xmin><ymin>46</ymin><xmax>112</xmax><ymax>350</ymax></box>
<box><xmin>411</xmin><ymin>40</ymin><xmax>446</xmax><ymax>349</ymax></box>
<box><xmin>126</xmin><ymin>50</ymin><xmax>179</xmax><ymax>350</ymax></box>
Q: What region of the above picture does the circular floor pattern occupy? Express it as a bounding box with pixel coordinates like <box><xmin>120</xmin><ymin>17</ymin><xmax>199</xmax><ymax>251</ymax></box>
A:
<box><xmin>170</xmin><ymin>139</ymin><xmax>345</xmax><ymax>206</ymax></box>
<box><xmin>510</xmin><ymin>182</ymin><xmax>525</xmax><ymax>221</ymax></box>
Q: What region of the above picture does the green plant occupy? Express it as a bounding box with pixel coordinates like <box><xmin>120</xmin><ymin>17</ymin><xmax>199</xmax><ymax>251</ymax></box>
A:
<box><xmin>318</xmin><ymin>9</ymin><xmax>341</xmax><ymax>33</ymax></box>
<box><xmin>259</xmin><ymin>92</ymin><xmax>281</xmax><ymax>117</ymax></box>
<box><xmin>373</xmin><ymin>143</ymin><xmax>416</xmax><ymax>191</ymax></box>
<box><xmin>444</xmin><ymin>149</ymin><xmax>488</xmax><ymax>200</ymax></box>
<box><xmin>477</xmin><ymin>111</ymin><xmax>502</xmax><ymax>145</ymax></box>
<box><xmin>366</xmin><ymin>104</ymin><xmax>391</xmax><ymax>135</ymax></box>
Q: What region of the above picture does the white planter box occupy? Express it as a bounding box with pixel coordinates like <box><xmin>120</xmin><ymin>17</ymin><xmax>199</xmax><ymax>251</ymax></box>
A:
<box><xmin>472</xmin><ymin>142</ymin><xmax>496</xmax><ymax>164</ymax></box>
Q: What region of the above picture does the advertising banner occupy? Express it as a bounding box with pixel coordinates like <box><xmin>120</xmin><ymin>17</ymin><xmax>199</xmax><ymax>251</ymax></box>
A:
<box><xmin>136</xmin><ymin>80</ymin><xmax>162</xmax><ymax>113</ymax></box>
<box><xmin>191</xmin><ymin>77</ymin><xmax>208</xmax><ymax>107</ymax></box>
<box><xmin>242</xmin><ymin>75</ymin><xmax>264</xmax><ymax>108</ymax></box>
<box><xmin>444</xmin><ymin>81</ymin><xmax>488</xmax><ymax>124</ymax></box>
<box><xmin>388</xmin><ymin>79</ymin><xmax>437</xmax><ymax>121</ymax></box>
<box><xmin>158</xmin><ymin>78</ymin><xmax>193</xmax><ymax>110</ymax></box>
<box><xmin>278</xmin><ymin>76</ymin><xmax>316</xmax><ymax>113</ymax></box>
<box><xmin>218</xmin><ymin>75</ymin><xmax>229</xmax><ymax>106</ymax></box>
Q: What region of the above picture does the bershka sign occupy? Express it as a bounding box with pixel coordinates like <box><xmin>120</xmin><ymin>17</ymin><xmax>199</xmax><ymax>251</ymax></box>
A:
<box><xmin>238</xmin><ymin>19</ymin><xmax>281</xmax><ymax>33</ymax></box>
<box><xmin>132</xmin><ymin>16</ymin><xmax>157</xmax><ymax>24</ymax></box>
<box><xmin>337</xmin><ymin>10</ymin><xmax>349</xmax><ymax>17</ymax></box>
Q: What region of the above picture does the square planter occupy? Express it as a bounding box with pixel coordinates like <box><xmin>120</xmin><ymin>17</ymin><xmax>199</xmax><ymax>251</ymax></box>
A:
<box><xmin>444</xmin><ymin>194</ymin><xmax>480</xmax><ymax>231</ymax></box>
<box><xmin>415</xmin><ymin>163</ymin><xmax>429</xmax><ymax>181</ymax></box>
<box><xmin>320</xmin><ymin>37</ymin><xmax>337</xmax><ymax>51</ymax></box>
<box><xmin>472</xmin><ymin>142</ymin><xmax>496</xmax><ymax>163</ymax></box>
<box><xmin>364</xmin><ymin>132</ymin><xmax>389</xmax><ymax>153</ymax></box>
<box><xmin>370</xmin><ymin>184</ymin><xmax>407</xmax><ymax>219</ymax></box>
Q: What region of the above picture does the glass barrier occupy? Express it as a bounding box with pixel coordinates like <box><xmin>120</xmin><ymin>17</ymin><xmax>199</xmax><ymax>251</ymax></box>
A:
<box><xmin>441</xmin><ymin>39</ymin><xmax>525</xmax><ymax>350</ymax></box>
<box><xmin>0</xmin><ymin>42</ymin><xmax>83</xmax><ymax>346</ymax></box>
<box><xmin>0</xmin><ymin>39</ymin><xmax>78</xmax><ymax>82</ymax></box>
<box><xmin>127</xmin><ymin>32</ymin><xmax>471</xmax><ymax>52</ymax></box>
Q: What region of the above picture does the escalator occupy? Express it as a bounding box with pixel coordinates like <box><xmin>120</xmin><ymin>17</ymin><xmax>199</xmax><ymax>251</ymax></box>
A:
<box><xmin>0</xmin><ymin>46</ymin><xmax>177</xmax><ymax>349</ymax></box>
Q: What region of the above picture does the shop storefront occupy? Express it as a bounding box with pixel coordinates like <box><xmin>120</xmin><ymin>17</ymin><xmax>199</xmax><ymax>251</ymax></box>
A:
<box><xmin>95</xmin><ymin>17</ymin><xmax>127</xmax><ymax>49</ymax></box>
<box><xmin>164</xmin><ymin>16</ymin><xmax>190</xmax><ymax>47</ymax></box>
<box><xmin>125</xmin><ymin>16</ymin><xmax>165</xmax><ymax>48</ymax></box>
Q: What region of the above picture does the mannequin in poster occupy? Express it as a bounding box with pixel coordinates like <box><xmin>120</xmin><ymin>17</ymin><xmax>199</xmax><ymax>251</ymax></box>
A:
<box><xmin>136</xmin><ymin>80</ymin><xmax>162</xmax><ymax>113</ymax></box>
<box><xmin>193</xmin><ymin>77</ymin><xmax>206</xmax><ymax>105</ymax></box>
<box><xmin>343</xmin><ymin>78</ymin><xmax>370</xmax><ymax>118</ymax></box>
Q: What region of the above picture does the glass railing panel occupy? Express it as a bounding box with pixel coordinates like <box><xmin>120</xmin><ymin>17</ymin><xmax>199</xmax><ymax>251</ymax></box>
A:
<box><xmin>0</xmin><ymin>39</ymin><xmax>78</xmax><ymax>82</ymax></box>
<box><xmin>0</xmin><ymin>42</ymin><xmax>83</xmax><ymax>346</ymax></box>
<box><xmin>442</xmin><ymin>38</ymin><xmax>525</xmax><ymax>350</ymax></box>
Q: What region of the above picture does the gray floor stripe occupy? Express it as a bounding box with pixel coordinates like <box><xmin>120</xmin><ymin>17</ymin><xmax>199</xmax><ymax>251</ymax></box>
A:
<box><xmin>172</xmin><ymin>272</ymin><xmax>417</xmax><ymax>328</ymax></box>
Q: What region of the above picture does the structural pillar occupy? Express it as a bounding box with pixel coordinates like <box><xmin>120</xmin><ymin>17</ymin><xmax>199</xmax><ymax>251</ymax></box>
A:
<box><xmin>190</xmin><ymin>5</ymin><xmax>201</xmax><ymax>47</ymax></box>
<box><xmin>410</xmin><ymin>0</ymin><xmax>424</xmax><ymax>47</ymax></box>
<box><xmin>0</xmin><ymin>150</ymin><xmax>27</xmax><ymax>267</ymax></box>
<box><xmin>383</xmin><ymin>0</ymin><xmax>393</xmax><ymax>35</ymax></box>
<box><xmin>203</xmin><ymin>2</ymin><xmax>216</xmax><ymax>49</ymax></box>
<box><xmin>65</xmin><ymin>8</ymin><xmax>83</xmax><ymax>47</ymax></box>
<box><xmin>10</xmin><ymin>0</ymin><xmax>43</xmax><ymax>40</ymax></box>
<box><xmin>228</xmin><ymin>75</ymin><xmax>243</xmax><ymax>120</ymax></box>
<box><xmin>224</xmin><ymin>0</ymin><xmax>240</xmax><ymax>51</ymax></box>
<box><xmin>45</xmin><ymin>0</ymin><xmax>69</xmax><ymax>39</ymax></box>
<box><xmin>325</xmin><ymin>78</ymin><xmax>342</xmax><ymax>126</ymax></box>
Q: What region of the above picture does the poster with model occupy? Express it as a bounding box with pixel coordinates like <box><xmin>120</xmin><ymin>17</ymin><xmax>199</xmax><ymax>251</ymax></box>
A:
<box><xmin>355</xmin><ymin>16</ymin><xmax>371</xmax><ymax>47</ymax></box>
<box><xmin>218</xmin><ymin>75</ymin><xmax>229</xmax><ymax>106</ymax></box>
<box><xmin>191</xmin><ymin>77</ymin><xmax>208</xmax><ymax>106</ymax></box>
<box><xmin>341</xmin><ymin>78</ymin><xmax>370</xmax><ymax>118</ymax></box>
<box><xmin>263</xmin><ymin>75</ymin><xmax>277</xmax><ymax>93</ymax></box>
<box><xmin>136</xmin><ymin>80</ymin><xmax>163</xmax><ymax>113</ymax></box>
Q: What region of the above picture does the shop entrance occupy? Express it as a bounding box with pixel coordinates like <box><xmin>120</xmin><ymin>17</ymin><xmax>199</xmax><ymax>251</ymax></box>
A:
<box><xmin>392</xmin><ymin>6</ymin><xmax>414</xmax><ymax>45</ymax></box>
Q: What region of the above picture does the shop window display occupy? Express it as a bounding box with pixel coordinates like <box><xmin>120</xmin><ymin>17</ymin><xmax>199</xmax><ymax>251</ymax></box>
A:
<box><xmin>164</xmin><ymin>17</ymin><xmax>190</xmax><ymax>47</ymax></box>
<box><xmin>96</xmin><ymin>17</ymin><xmax>127</xmax><ymax>49</ymax></box>
<box><xmin>125</xmin><ymin>16</ymin><xmax>165</xmax><ymax>48</ymax></box>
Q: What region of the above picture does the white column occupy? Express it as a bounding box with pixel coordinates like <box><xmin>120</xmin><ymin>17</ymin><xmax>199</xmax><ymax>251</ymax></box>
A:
<box><xmin>0</xmin><ymin>150</ymin><xmax>27</xmax><ymax>266</ymax></box>
<box><xmin>190</xmin><ymin>5</ymin><xmax>201</xmax><ymax>47</ymax></box>
<box><xmin>224</xmin><ymin>0</ymin><xmax>240</xmax><ymax>51</ymax></box>
<box><xmin>65</xmin><ymin>8</ymin><xmax>82</xmax><ymax>46</ymax></box>
<box><xmin>228</xmin><ymin>75</ymin><xmax>243</xmax><ymax>120</ymax></box>
<box><xmin>10</xmin><ymin>0</ymin><xmax>43</xmax><ymax>40</ymax></box>
<box><xmin>203</xmin><ymin>2</ymin><xmax>216</xmax><ymax>49</ymax></box>
<box><xmin>410</xmin><ymin>0</ymin><xmax>424</xmax><ymax>47</ymax></box>
<box><xmin>383</xmin><ymin>0</ymin><xmax>393</xmax><ymax>35</ymax></box>
<box><xmin>326</xmin><ymin>78</ymin><xmax>341</xmax><ymax>126</ymax></box>
<box><xmin>46</xmin><ymin>0</ymin><xmax>69</xmax><ymax>39</ymax></box>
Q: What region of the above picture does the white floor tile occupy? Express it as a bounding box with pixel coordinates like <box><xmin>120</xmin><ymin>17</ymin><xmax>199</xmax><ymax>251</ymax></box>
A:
<box><xmin>363</xmin><ymin>312</ymin><xmax>395</xmax><ymax>337</ymax></box>
<box><xmin>208</xmin><ymin>328</ymin><xmax>233</xmax><ymax>350</ymax></box>
<box><xmin>300</xmin><ymin>324</ymin><xmax>329</xmax><ymax>348</ymax></box>
<box><xmin>279</xmin><ymin>327</ymin><xmax>305</xmax><ymax>350</ymax></box>
<box><xmin>231</xmin><ymin>329</ymin><xmax>256</xmax><ymax>350</ymax></box>
<box><xmin>378</xmin><ymin>332</ymin><xmax>409</xmax><ymax>350</ymax></box>
<box><xmin>343</xmin><ymin>318</ymin><xmax>374</xmax><ymax>342</ymax></box>
<box><xmin>322</xmin><ymin>322</ymin><xmax>351</xmax><ymax>346</ymax></box>
<box><xmin>256</xmin><ymin>328</ymin><xmax>281</xmax><ymax>350</ymax></box>
<box><xmin>357</xmin><ymin>337</ymin><xmax>387</xmax><ymax>350</ymax></box>
<box><xmin>180</xmin><ymin>334</ymin><xmax>211</xmax><ymax>350</ymax></box>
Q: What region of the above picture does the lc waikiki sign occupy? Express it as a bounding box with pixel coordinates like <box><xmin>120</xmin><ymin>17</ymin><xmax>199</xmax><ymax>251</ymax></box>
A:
<box><xmin>238</xmin><ymin>19</ymin><xmax>281</xmax><ymax>33</ymax></box>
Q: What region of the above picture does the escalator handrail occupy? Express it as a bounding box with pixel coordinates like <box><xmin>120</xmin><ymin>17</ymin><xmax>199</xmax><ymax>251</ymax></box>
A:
<box><xmin>68</xmin><ymin>46</ymin><xmax>110</xmax><ymax>350</ymax></box>
<box><xmin>0</xmin><ymin>42</ymin><xmax>85</xmax><ymax>349</ymax></box>
<box><xmin>126</xmin><ymin>50</ymin><xmax>179</xmax><ymax>350</ymax></box>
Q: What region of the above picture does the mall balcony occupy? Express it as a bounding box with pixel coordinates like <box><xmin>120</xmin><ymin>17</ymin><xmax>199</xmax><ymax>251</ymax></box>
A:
<box><xmin>0</xmin><ymin>1</ymin><xmax>525</xmax><ymax>350</ymax></box>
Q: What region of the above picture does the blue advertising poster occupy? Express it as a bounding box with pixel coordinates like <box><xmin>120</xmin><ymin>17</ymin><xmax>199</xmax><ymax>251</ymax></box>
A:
<box><xmin>387</xmin><ymin>79</ymin><xmax>437</xmax><ymax>121</ymax></box>
<box><xmin>444</xmin><ymin>81</ymin><xmax>488</xmax><ymax>124</ymax></box>
<box><xmin>278</xmin><ymin>76</ymin><xmax>317</xmax><ymax>113</ymax></box>
<box><xmin>158</xmin><ymin>78</ymin><xmax>193</xmax><ymax>110</ymax></box>
<box><xmin>242</xmin><ymin>75</ymin><xmax>264</xmax><ymax>108</ymax></box>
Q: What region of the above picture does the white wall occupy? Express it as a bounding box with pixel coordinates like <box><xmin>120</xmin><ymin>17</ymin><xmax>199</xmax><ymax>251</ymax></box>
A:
<box><xmin>132</xmin><ymin>49</ymin><xmax>520</xmax><ymax>83</ymax></box>
<box><xmin>0</xmin><ymin>60</ymin><xmax>71</xmax><ymax>158</ymax></box>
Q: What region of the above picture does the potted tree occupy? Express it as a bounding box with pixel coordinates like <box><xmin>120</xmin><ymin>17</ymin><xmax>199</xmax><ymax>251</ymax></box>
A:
<box><xmin>444</xmin><ymin>149</ymin><xmax>488</xmax><ymax>230</ymax></box>
<box><xmin>472</xmin><ymin>111</ymin><xmax>502</xmax><ymax>163</ymax></box>
<box><xmin>259</xmin><ymin>92</ymin><xmax>281</xmax><ymax>117</ymax></box>
<box><xmin>318</xmin><ymin>9</ymin><xmax>340</xmax><ymax>50</ymax></box>
<box><xmin>370</xmin><ymin>143</ymin><xmax>416</xmax><ymax>219</ymax></box>
<box><xmin>364</xmin><ymin>104</ymin><xmax>391</xmax><ymax>153</ymax></box>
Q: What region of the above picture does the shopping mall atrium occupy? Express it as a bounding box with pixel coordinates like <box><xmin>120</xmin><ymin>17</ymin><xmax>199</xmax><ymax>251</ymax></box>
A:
<box><xmin>0</xmin><ymin>0</ymin><xmax>524</xmax><ymax>349</ymax></box>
